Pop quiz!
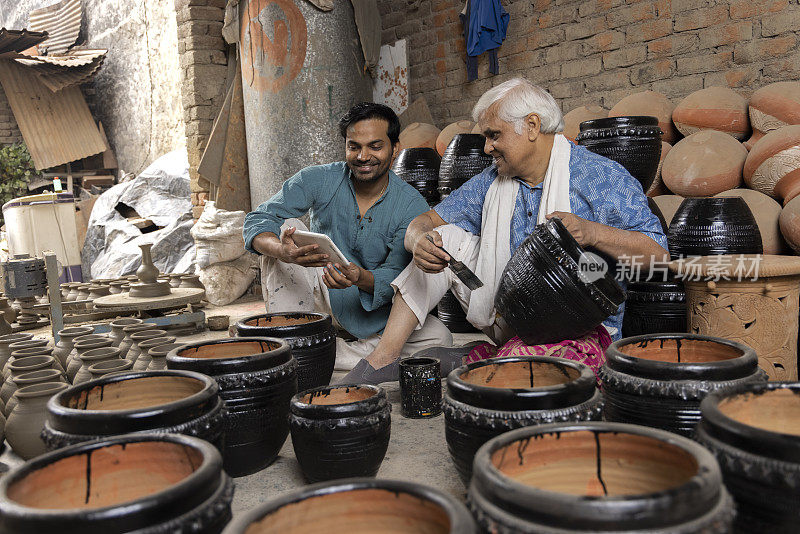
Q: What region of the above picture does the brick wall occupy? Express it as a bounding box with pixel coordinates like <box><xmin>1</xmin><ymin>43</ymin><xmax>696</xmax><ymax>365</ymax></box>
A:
<box><xmin>0</xmin><ymin>87</ymin><xmax>23</xmax><ymax>146</ymax></box>
<box><xmin>378</xmin><ymin>0</ymin><xmax>800</xmax><ymax>126</ymax></box>
<box><xmin>174</xmin><ymin>0</ymin><xmax>229</xmax><ymax>219</ymax></box>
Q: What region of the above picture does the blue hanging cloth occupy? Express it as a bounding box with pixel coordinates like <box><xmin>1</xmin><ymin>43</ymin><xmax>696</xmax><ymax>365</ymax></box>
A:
<box><xmin>461</xmin><ymin>0</ymin><xmax>510</xmax><ymax>81</ymax></box>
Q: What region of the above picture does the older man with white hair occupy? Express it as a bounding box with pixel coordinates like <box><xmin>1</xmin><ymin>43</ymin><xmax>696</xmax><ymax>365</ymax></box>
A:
<box><xmin>341</xmin><ymin>78</ymin><xmax>669</xmax><ymax>385</ymax></box>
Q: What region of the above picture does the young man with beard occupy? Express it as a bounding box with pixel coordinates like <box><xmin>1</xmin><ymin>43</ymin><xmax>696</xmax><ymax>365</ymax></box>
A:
<box><xmin>244</xmin><ymin>102</ymin><xmax>453</xmax><ymax>370</ymax></box>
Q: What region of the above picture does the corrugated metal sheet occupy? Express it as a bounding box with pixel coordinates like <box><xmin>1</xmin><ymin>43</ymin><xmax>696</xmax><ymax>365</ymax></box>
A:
<box><xmin>15</xmin><ymin>49</ymin><xmax>106</xmax><ymax>91</ymax></box>
<box><xmin>0</xmin><ymin>59</ymin><xmax>106</xmax><ymax>170</ymax></box>
<box><xmin>28</xmin><ymin>0</ymin><xmax>81</xmax><ymax>55</ymax></box>
<box><xmin>0</xmin><ymin>28</ymin><xmax>48</xmax><ymax>57</ymax></box>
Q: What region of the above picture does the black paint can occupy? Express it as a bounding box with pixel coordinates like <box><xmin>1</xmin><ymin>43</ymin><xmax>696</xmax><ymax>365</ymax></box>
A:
<box><xmin>399</xmin><ymin>356</ymin><xmax>442</xmax><ymax>418</ymax></box>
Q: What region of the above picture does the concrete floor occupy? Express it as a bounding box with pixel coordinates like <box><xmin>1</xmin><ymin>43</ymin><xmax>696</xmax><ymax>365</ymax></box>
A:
<box><xmin>1</xmin><ymin>294</ymin><xmax>489</xmax><ymax>520</ymax></box>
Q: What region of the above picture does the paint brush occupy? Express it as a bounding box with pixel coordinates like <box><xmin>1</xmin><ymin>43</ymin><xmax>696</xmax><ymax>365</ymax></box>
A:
<box><xmin>425</xmin><ymin>234</ymin><xmax>483</xmax><ymax>290</ymax></box>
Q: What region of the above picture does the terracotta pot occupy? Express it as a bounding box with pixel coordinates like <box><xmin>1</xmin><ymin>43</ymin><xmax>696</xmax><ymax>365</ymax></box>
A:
<box><xmin>4</xmin><ymin>369</ymin><xmax>66</xmax><ymax>417</ymax></box>
<box><xmin>64</xmin><ymin>334</ymin><xmax>108</xmax><ymax>380</ymax></box>
<box><xmin>53</xmin><ymin>326</ymin><xmax>93</xmax><ymax>369</ymax></box>
<box><xmin>127</xmin><ymin>329</ymin><xmax>168</xmax><ymax>365</ymax></box>
<box><xmin>697</xmin><ymin>382</ymin><xmax>800</xmax><ymax>533</ymax></box>
<box><xmin>236</xmin><ymin>312</ymin><xmax>336</xmax><ymax>391</ymax></box>
<box><xmin>108</xmin><ymin>317</ymin><xmax>142</xmax><ymax>347</ymax></box>
<box><xmin>562</xmin><ymin>105</ymin><xmax>607</xmax><ymax>142</ymax></box>
<box><xmin>6</xmin><ymin>382</ymin><xmax>69</xmax><ymax>460</ymax></box>
<box><xmin>391</xmin><ymin>148</ymin><xmax>441</xmax><ymax>205</ymax></box>
<box><xmin>494</xmin><ymin>217</ymin><xmax>625</xmax><ymax>345</ymax></box>
<box><xmin>438</xmin><ymin>133</ymin><xmax>492</xmax><ymax>199</ymax></box>
<box><xmin>672</xmin><ymin>86</ymin><xmax>750</xmax><ymax>140</ymax></box>
<box><xmin>146</xmin><ymin>342</ymin><xmax>182</xmax><ymax>372</ymax></box>
<box><xmin>576</xmin><ymin>115</ymin><xmax>662</xmax><ymax>193</ymax></box>
<box><xmin>0</xmin><ymin>433</ymin><xmax>233</xmax><ymax>534</ymax></box>
<box><xmin>745</xmin><ymin>81</ymin><xmax>800</xmax><ymax>150</ymax></box>
<box><xmin>621</xmin><ymin>278</ymin><xmax>687</xmax><ymax>337</ymax></box>
<box><xmin>289</xmin><ymin>385</ymin><xmax>391</xmax><ymax>483</ymax></box>
<box><xmin>0</xmin><ymin>333</ymin><xmax>33</xmax><ymax>378</ymax></box>
<box><xmin>444</xmin><ymin>355</ymin><xmax>602</xmax><ymax>483</ymax></box>
<box><xmin>662</xmin><ymin>130</ymin><xmax>747</xmax><ymax>196</ymax></box>
<box><xmin>399</xmin><ymin>122</ymin><xmax>440</xmax><ymax>150</ymax></box>
<box><xmin>600</xmin><ymin>333</ymin><xmax>767</xmax><ymax>436</ymax></box>
<box><xmin>780</xmin><ymin>194</ymin><xmax>800</xmax><ymax>253</ymax></box>
<box><xmin>87</xmin><ymin>358</ymin><xmax>133</xmax><ymax>379</ymax></box>
<box><xmin>647</xmin><ymin>141</ymin><xmax>672</xmax><ymax>197</ymax></box>
<box><xmin>436</xmin><ymin>119</ymin><xmax>476</xmax><ymax>156</ymax></box>
<box><xmin>716</xmin><ymin>188</ymin><xmax>788</xmax><ymax>254</ymax></box>
<box><xmin>73</xmin><ymin>347</ymin><xmax>123</xmax><ymax>385</ymax></box>
<box><xmin>42</xmin><ymin>370</ymin><xmax>226</xmax><ymax>453</ymax></box>
<box><xmin>667</xmin><ymin>196</ymin><xmax>762</xmax><ymax>258</ymax></box>
<box><xmin>222</xmin><ymin>478</ymin><xmax>476</xmax><ymax>534</ymax></box>
<box><xmin>132</xmin><ymin>336</ymin><xmax>175</xmax><ymax>371</ymax></box>
<box><xmin>469</xmin><ymin>422</ymin><xmax>734</xmax><ymax>532</ymax></box>
<box><xmin>436</xmin><ymin>290</ymin><xmax>479</xmax><ymax>334</ymax></box>
<box><xmin>609</xmin><ymin>90</ymin><xmax>679</xmax><ymax>143</ymax></box>
<box><xmin>118</xmin><ymin>322</ymin><xmax>159</xmax><ymax>360</ymax></box>
<box><xmin>1</xmin><ymin>356</ymin><xmax>62</xmax><ymax>407</ymax></box>
<box><xmin>743</xmin><ymin>124</ymin><xmax>800</xmax><ymax>205</ymax></box>
<box><xmin>68</xmin><ymin>336</ymin><xmax>113</xmax><ymax>382</ymax></box>
<box><xmin>167</xmin><ymin>338</ymin><xmax>297</xmax><ymax>477</ymax></box>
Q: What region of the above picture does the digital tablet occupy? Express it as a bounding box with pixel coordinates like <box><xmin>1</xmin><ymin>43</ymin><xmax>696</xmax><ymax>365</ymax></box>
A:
<box><xmin>281</xmin><ymin>229</ymin><xmax>350</xmax><ymax>265</ymax></box>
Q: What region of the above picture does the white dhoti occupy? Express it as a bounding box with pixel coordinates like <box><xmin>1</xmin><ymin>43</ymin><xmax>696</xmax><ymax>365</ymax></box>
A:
<box><xmin>260</xmin><ymin>219</ymin><xmax>453</xmax><ymax>370</ymax></box>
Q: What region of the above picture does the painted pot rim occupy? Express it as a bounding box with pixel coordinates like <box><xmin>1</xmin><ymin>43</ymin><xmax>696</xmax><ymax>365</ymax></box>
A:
<box><xmin>290</xmin><ymin>384</ymin><xmax>387</xmax><ymax>419</ymax></box>
<box><xmin>221</xmin><ymin>477</ymin><xmax>476</xmax><ymax>534</ymax></box>
<box><xmin>699</xmin><ymin>381</ymin><xmax>800</xmax><ymax>463</ymax></box>
<box><xmin>446</xmin><ymin>355</ymin><xmax>596</xmax><ymax>411</ymax></box>
<box><xmin>606</xmin><ymin>333</ymin><xmax>758</xmax><ymax>381</ymax></box>
<box><xmin>0</xmin><ymin>433</ymin><xmax>223</xmax><ymax>533</ymax></box>
<box><xmin>235</xmin><ymin>312</ymin><xmax>333</xmax><ymax>338</ymax></box>
<box><xmin>472</xmin><ymin>421</ymin><xmax>723</xmax><ymax>529</ymax></box>
<box><xmin>46</xmin><ymin>370</ymin><xmax>220</xmax><ymax>435</ymax></box>
<box><xmin>166</xmin><ymin>337</ymin><xmax>291</xmax><ymax>375</ymax></box>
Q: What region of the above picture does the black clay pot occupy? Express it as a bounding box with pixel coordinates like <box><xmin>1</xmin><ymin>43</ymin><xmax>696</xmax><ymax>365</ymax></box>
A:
<box><xmin>599</xmin><ymin>333</ymin><xmax>768</xmax><ymax>437</ymax></box>
<box><xmin>167</xmin><ymin>337</ymin><xmax>298</xmax><ymax>477</ymax></box>
<box><xmin>444</xmin><ymin>356</ymin><xmax>603</xmax><ymax>483</ymax></box>
<box><xmin>0</xmin><ymin>433</ymin><xmax>233</xmax><ymax>534</ymax></box>
<box><xmin>668</xmin><ymin>197</ymin><xmax>763</xmax><ymax>259</ymax></box>
<box><xmin>236</xmin><ymin>312</ymin><xmax>335</xmax><ymax>391</ymax></box>
<box><xmin>576</xmin><ymin>115</ymin><xmax>663</xmax><ymax>193</ymax></box>
<box><xmin>696</xmin><ymin>382</ymin><xmax>800</xmax><ymax>534</ymax></box>
<box><xmin>289</xmin><ymin>384</ymin><xmax>390</xmax><ymax>483</ymax></box>
<box><xmin>439</xmin><ymin>133</ymin><xmax>492</xmax><ymax>198</ymax></box>
<box><xmin>221</xmin><ymin>477</ymin><xmax>477</xmax><ymax>533</ymax></box>
<box><xmin>399</xmin><ymin>356</ymin><xmax>442</xmax><ymax>418</ymax></box>
<box><xmin>437</xmin><ymin>290</ymin><xmax>479</xmax><ymax>333</ymax></box>
<box><xmin>469</xmin><ymin>422</ymin><xmax>734</xmax><ymax>533</ymax></box>
<box><xmin>42</xmin><ymin>370</ymin><xmax>226</xmax><ymax>452</ymax></box>
<box><xmin>391</xmin><ymin>147</ymin><xmax>441</xmax><ymax>205</ymax></box>
<box><xmin>494</xmin><ymin>217</ymin><xmax>625</xmax><ymax>345</ymax></box>
<box><xmin>621</xmin><ymin>278</ymin><xmax>687</xmax><ymax>337</ymax></box>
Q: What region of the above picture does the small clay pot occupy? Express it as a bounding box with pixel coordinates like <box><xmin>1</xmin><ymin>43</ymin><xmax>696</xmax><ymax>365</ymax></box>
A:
<box><xmin>1</xmin><ymin>356</ymin><xmax>62</xmax><ymax>407</ymax></box>
<box><xmin>108</xmin><ymin>317</ymin><xmax>142</xmax><ymax>347</ymax></box>
<box><xmin>562</xmin><ymin>105</ymin><xmax>607</xmax><ymax>142</ymax></box>
<box><xmin>108</xmin><ymin>280</ymin><xmax>126</xmax><ymax>294</ymax></box>
<box><xmin>600</xmin><ymin>333</ymin><xmax>768</xmax><ymax>436</ymax></box>
<box><xmin>118</xmin><ymin>322</ymin><xmax>159</xmax><ymax>360</ymax></box>
<box><xmin>167</xmin><ymin>338</ymin><xmax>297</xmax><ymax>477</ymax></box>
<box><xmin>169</xmin><ymin>273</ymin><xmax>185</xmax><ymax>287</ymax></box>
<box><xmin>391</xmin><ymin>148</ymin><xmax>441</xmax><ymax>205</ymax></box>
<box><xmin>236</xmin><ymin>312</ymin><xmax>336</xmax><ymax>391</ymax></box>
<box><xmin>4</xmin><ymin>369</ymin><xmax>66</xmax><ymax>417</ymax></box>
<box><xmin>42</xmin><ymin>370</ymin><xmax>226</xmax><ymax>453</ymax></box>
<box><xmin>179</xmin><ymin>274</ymin><xmax>204</xmax><ymax>289</ymax></box>
<box><xmin>399</xmin><ymin>357</ymin><xmax>442</xmax><ymax>418</ymax></box>
<box><xmin>744</xmin><ymin>124</ymin><xmax>800</xmax><ymax>204</ymax></box>
<box><xmin>289</xmin><ymin>385</ymin><xmax>391</xmax><ymax>483</ymax></box>
<box><xmin>87</xmin><ymin>284</ymin><xmax>111</xmax><ymax>300</ymax></box>
<box><xmin>87</xmin><ymin>358</ymin><xmax>134</xmax><ymax>379</ymax></box>
<box><xmin>6</xmin><ymin>382</ymin><xmax>69</xmax><ymax>460</ymax></box>
<box><xmin>146</xmin><ymin>342</ymin><xmax>182</xmax><ymax>372</ymax></box>
<box><xmin>127</xmin><ymin>329</ymin><xmax>168</xmax><ymax>365</ymax></box>
<box><xmin>222</xmin><ymin>478</ymin><xmax>476</xmax><ymax>534</ymax></box>
<box><xmin>52</xmin><ymin>326</ymin><xmax>93</xmax><ymax>369</ymax></box>
<box><xmin>0</xmin><ymin>433</ymin><xmax>233</xmax><ymax>533</ymax></box>
<box><xmin>4</xmin><ymin>339</ymin><xmax>49</xmax><ymax>378</ymax></box>
<box><xmin>667</xmin><ymin>196</ymin><xmax>762</xmax><ymax>258</ymax></box>
<box><xmin>0</xmin><ymin>333</ymin><xmax>33</xmax><ymax>375</ymax></box>
<box><xmin>469</xmin><ymin>422</ymin><xmax>734</xmax><ymax>532</ymax></box>
<box><xmin>697</xmin><ymin>382</ymin><xmax>800</xmax><ymax>533</ymax></box>
<box><xmin>132</xmin><ymin>336</ymin><xmax>175</xmax><ymax>371</ymax></box>
<box><xmin>64</xmin><ymin>334</ymin><xmax>109</xmax><ymax>380</ymax></box>
<box><xmin>746</xmin><ymin>81</ymin><xmax>800</xmax><ymax>149</ymax></box>
<box><xmin>68</xmin><ymin>336</ymin><xmax>113</xmax><ymax>382</ymax></box>
<box><xmin>444</xmin><ymin>355</ymin><xmax>602</xmax><ymax>483</ymax></box>
<box><xmin>73</xmin><ymin>347</ymin><xmax>123</xmax><ymax>385</ymax></box>
<box><xmin>438</xmin><ymin>134</ymin><xmax>492</xmax><ymax>198</ymax></box>
<box><xmin>662</xmin><ymin>130</ymin><xmax>747</xmax><ymax>197</ymax></box>
<box><xmin>136</xmin><ymin>243</ymin><xmax>160</xmax><ymax>284</ymax></box>
<box><xmin>621</xmin><ymin>278</ymin><xmax>686</xmax><ymax>337</ymax></box>
<box><xmin>672</xmin><ymin>86</ymin><xmax>749</xmax><ymax>140</ymax></box>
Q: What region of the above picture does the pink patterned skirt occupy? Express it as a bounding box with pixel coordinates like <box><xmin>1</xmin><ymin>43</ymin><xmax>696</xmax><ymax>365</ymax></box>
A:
<box><xmin>464</xmin><ymin>325</ymin><xmax>612</xmax><ymax>381</ymax></box>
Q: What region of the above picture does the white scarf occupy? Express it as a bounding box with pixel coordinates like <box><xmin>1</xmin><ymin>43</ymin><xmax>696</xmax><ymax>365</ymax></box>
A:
<box><xmin>466</xmin><ymin>134</ymin><xmax>573</xmax><ymax>328</ymax></box>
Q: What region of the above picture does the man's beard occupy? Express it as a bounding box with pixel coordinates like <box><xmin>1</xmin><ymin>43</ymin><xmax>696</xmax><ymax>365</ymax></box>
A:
<box><xmin>349</xmin><ymin>160</ymin><xmax>389</xmax><ymax>183</ymax></box>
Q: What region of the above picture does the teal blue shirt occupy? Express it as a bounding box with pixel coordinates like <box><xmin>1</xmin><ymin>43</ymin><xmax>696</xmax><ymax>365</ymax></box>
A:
<box><xmin>244</xmin><ymin>162</ymin><xmax>430</xmax><ymax>339</ymax></box>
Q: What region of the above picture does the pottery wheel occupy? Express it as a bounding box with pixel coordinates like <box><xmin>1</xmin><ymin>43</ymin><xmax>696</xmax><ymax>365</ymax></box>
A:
<box><xmin>92</xmin><ymin>287</ymin><xmax>205</xmax><ymax>310</ymax></box>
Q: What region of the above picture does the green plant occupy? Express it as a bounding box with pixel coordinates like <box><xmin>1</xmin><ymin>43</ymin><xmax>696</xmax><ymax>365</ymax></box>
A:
<box><xmin>0</xmin><ymin>143</ymin><xmax>37</xmax><ymax>223</ymax></box>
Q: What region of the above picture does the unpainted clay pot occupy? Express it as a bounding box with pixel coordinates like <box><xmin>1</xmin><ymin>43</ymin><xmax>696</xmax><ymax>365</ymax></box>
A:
<box><xmin>1</xmin><ymin>356</ymin><xmax>62</xmax><ymax>407</ymax></box>
<box><xmin>127</xmin><ymin>329</ymin><xmax>169</xmax><ymax>365</ymax></box>
<box><xmin>398</xmin><ymin>122</ymin><xmax>440</xmax><ymax>150</ymax></box>
<box><xmin>108</xmin><ymin>317</ymin><xmax>142</xmax><ymax>347</ymax></box>
<box><xmin>64</xmin><ymin>334</ymin><xmax>108</xmax><ymax>380</ymax></box>
<box><xmin>609</xmin><ymin>90</ymin><xmax>679</xmax><ymax>143</ymax></box>
<box><xmin>779</xmin><ymin>195</ymin><xmax>800</xmax><ymax>254</ymax></box>
<box><xmin>6</xmin><ymin>382</ymin><xmax>69</xmax><ymax>459</ymax></box>
<box><xmin>146</xmin><ymin>342</ymin><xmax>182</xmax><ymax>372</ymax></box>
<box><xmin>73</xmin><ymin>347</ymin><xmax>123</xmax><ymax>385</ymax></box>
<box><xmin>745</xmin><ymin>81</ymin><xmax>800</xmax><ymax>150</ymax></box>
<box><xmin>4</xmin><ymin>369</ymin><xmax>66</xmax><ymax>417</ymax></box>
<box><xmin>661</xmin><ymin>130</ymin><xmax>747</xmax><ymax>196</ymax></box>
<box><xmin>672</xmin><ymin>86</ymin><xmax>749</xmax><ymax>140</ymax></box>
<box><xmin>0</xmin><ymin>333</ymin><xmax>33</xmax><ymax>377</ymax></box>
<box><xmin>88</xmin><ymin>358</ymin><xmax>134</xmax><ymax>379</ymax></box>
<box><xmin>716</xmin><ymin>188</ymin><xmax>788</xmax><ymax>254</ymax></box>
<box><xmin>133</xmin><ymin>336</ymin><xmax>176</xmax><ymax>372</ymax></box>
<box><xmin>436</xmin><ymin>120</ymin><xmax>476</xmax><ymax>156</ymax></box>
<box><xmin>4</xmin><ymin>340</ymin><xmax>50</xmax><ymax>378</ymax></box>
<box><xmin>743</xmin><ymin>124</ymin><xmax>800</xmax><ymax>205</ymax></box>
<box><xmin>52</xmin><ymin>326</ymin><xmax>93</xmax><ymax>369</ymax></box>
<box><xmin>69</xmin><ymin>336</ymin><xmax>113</xmax><ymax>382</ymax></box>
<box><xmin>0</xmin><ymin>297</ymin><xmax>17</xmax><ymax>324</ymax></box>
<box><xmin>119</xmin><ymin>322</ymin><xmax>159</xmax><ymax>360</ymax></box>
<box><xmin>562</xmin><ymin>105</ymin><xmax>608</xmax><ymax>142</ymax></box>
<box><xmin>646</xmin><ymin>141</ymin><xmax>672</xmax><ymax>197</ymax></box>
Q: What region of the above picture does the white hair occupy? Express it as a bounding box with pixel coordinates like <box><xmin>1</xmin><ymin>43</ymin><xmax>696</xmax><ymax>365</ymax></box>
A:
<box><xmin>471</xmin><ymin>78</ymin><xmax>564</xmax><ymax>135</ymax></box>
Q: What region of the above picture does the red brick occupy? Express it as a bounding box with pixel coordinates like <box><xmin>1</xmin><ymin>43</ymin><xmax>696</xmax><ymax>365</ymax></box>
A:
<box><xmin>674</xmin><ymin>6</ymin><xmax>729</xmax><ymax>32</ymax></box>
<box><xmin>729</xmin><ymin>0</ymin><xmax>788</xmax><ymax>19</ymax></box>
<box><xmin>625</xmin><ymin>18</ymin><xmax>673</xmax><ymax>43</ymax></box>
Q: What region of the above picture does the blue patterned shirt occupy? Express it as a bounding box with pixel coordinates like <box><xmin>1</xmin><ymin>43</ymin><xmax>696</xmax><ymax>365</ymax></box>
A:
<box><xmin>434</xmin><ymin>143</ymin><xmax>668</xmax><ymax>339</ymax></box>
